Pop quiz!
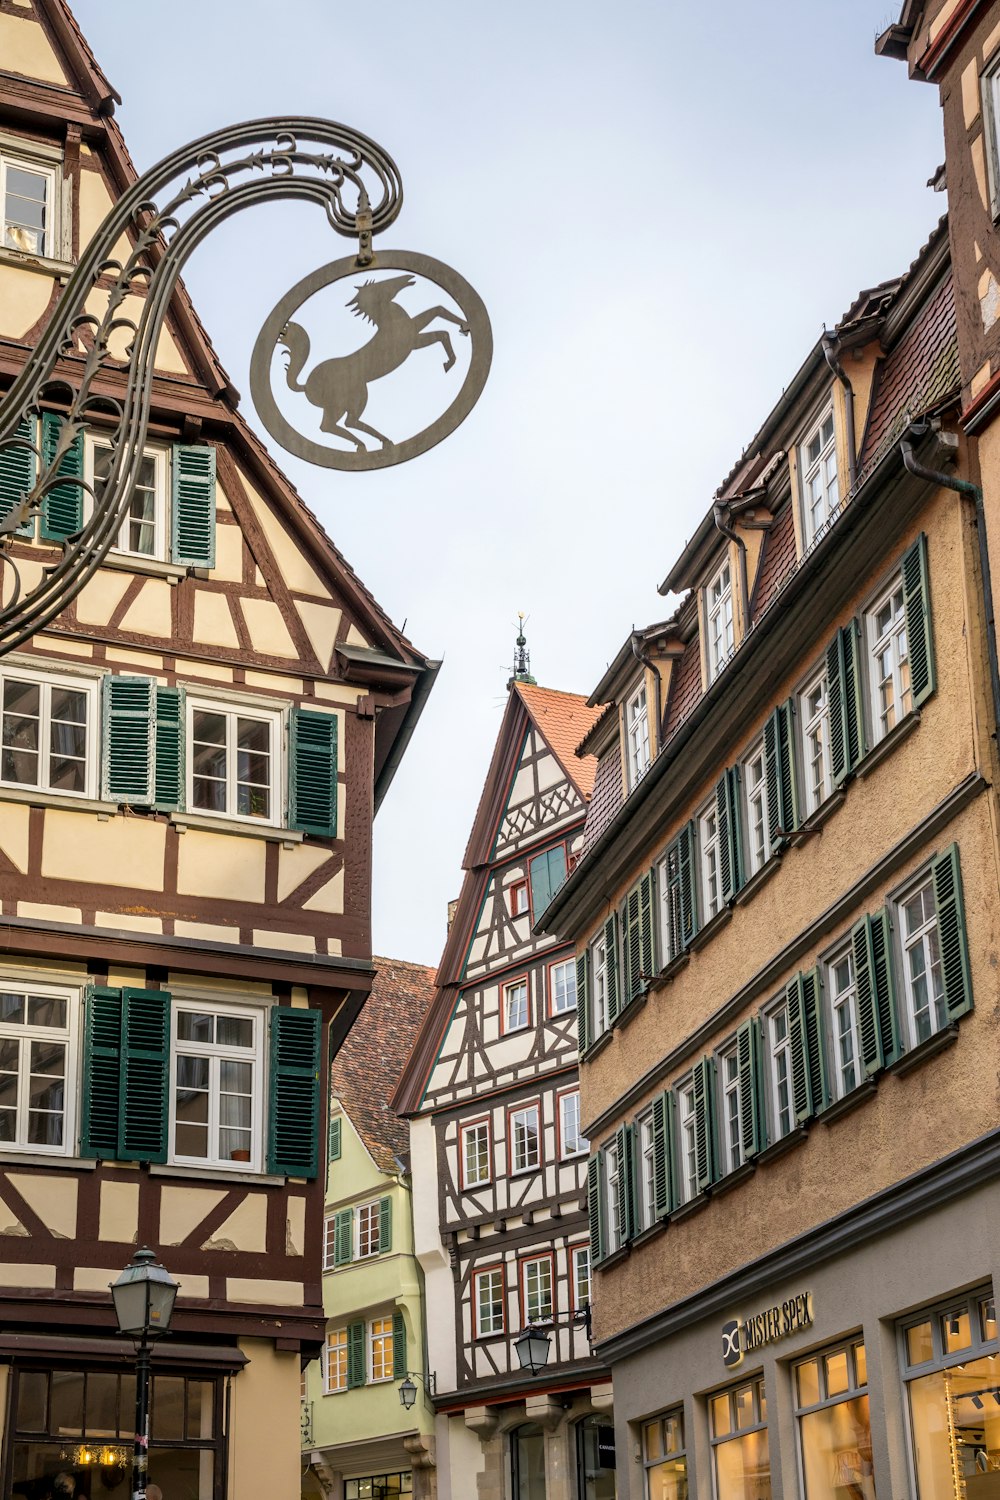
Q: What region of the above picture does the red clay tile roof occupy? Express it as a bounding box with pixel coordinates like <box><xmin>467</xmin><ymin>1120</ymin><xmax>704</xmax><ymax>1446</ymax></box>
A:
<box><xmin>663</xmin><ymin>634</ymin><xmax>703</xmax><ymax>744</ymax></box>
<box><xmin>860</xmin><ymin>270</ymin><xmax>959</xmax><ymax>467</ymax></box>
<box><xmin>331</xmin><ymin>956</ymin><xmax>436</xmax><ymax>1172</ymax></box>
<box><xmin>750</xmin><ymin>502</ymin><xmax>797</xmax><ymax>625</ymax></box>
<box><xmin>514</xmin><ymin>682</ymin><xmax>602</xmax><ymax>800</ymax></box>
<box><xmin>582</xmin><ymin>741</ymin><xmax>623</xmax><ymax>854</ymax></box>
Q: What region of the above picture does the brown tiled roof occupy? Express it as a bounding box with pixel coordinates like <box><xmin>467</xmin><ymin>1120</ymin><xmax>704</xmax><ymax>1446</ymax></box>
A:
<box><xmin>663</xmin><ymin>635</ymin><xmax>703</xmax><ymax>743</ymax></box>
<box><xmin>514</xmin><ymin>682</ymin><xmax>602</xmax><ymax>799</ymax></box>
<box><xmin>860</xmin><ymin>270</ymin><xmax>959</xmax><ymax>468</ymax></box>
<box><xmin>581</xmin><ymin>741</ymin><xmax>623</xmax><ymax>854</ymax></box>
<box><xmin>750</xmin><ymin>501</ymin><xmax>797</xmax><ymax>624</ymax></box>
<box><xmin>331</xmin><ymin>956</ymin><xmax>436</xmax><ymax>1172</ymax></box>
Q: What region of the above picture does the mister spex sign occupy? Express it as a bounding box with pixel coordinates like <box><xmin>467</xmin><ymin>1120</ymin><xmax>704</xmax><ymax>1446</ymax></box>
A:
<box><xmin>721</xmin><ymin>1292</ymin><xmax>813</xmax><ymax>1368</ymax></box>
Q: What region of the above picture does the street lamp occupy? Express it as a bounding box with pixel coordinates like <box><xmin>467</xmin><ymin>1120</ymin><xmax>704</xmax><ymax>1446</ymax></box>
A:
<box><xmin>397</xmin><ymin>1370</ymin><xmax>435</xmax><ymax>1409</ymax></box>
<box><xmin>110</xmin><ymin>1248</ymin><xmax>180</xmax><ymax>1500</ymax></box>
<box><xmin>514</xmin><ymin>1304</ymin><xmax>592</xmax><ymax>1376</ymax></box>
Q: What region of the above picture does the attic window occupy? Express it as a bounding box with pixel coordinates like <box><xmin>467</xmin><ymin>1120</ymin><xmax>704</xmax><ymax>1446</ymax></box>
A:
<box><xmin>800</xmin><ymin>406</ymin><xmax>840</xmax><ymax>547</ymax></box>
<box><xmin>625</xmin><ymin>681</ymin><xmax>651</xmax><ymax>786</ymax></box>
<box><xmin>705</xmin><ymin>557</ymin><xmax>735</xmax><ymax>683</ymax></box>
<box><xmin>0</xmin><ymin>155</ymin><xmax>54</xmax><ymax>258</ymax></box>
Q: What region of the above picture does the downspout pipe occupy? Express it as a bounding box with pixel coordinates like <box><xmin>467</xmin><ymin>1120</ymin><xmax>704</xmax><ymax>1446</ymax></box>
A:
<box><xmin>713</xmin><ymin>500</ymin><xmax>750</xmax><ymax>642</ymax></box>
<box><xmin>631</xmin><ymin>634</ymin><xmax>663</xmax><ymax>745</ymax></box>
<box><xmin>900</xmin><ymin>423</ymin><xmax>1000</xmax><ymax>736</ymax></box>
<box><xmin>822</xmin><ymin>332</ymin><xmax>859</xmax><ymax>491</ymax></box>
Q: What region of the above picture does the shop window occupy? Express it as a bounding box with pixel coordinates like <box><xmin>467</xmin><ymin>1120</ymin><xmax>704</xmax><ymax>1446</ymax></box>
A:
<box><xmin>577</xmin><ymin>1414</ymin><xmax>617</xmax><ymax>1500</ymax></box>
<box><xmin>345</xmin><ymin>1475</ymin><xmax>412</xmax><ymax>1500</ymax></box>
<box><xmin>710</xmin><ymin>1377</ymin><xmax>770</xmax><ymax>1500</ymax></box>
<box><xmin>511</xmin><ymin>1423</ymin><xmax>546</xmax><ymax>1500</ymax></box>
<box><xmin>901</xmin><ymin>1288</ymin><xmax>1000</xmax><ymax>1497</ymax></box>
<box><xmin>641</xmin><ymin>1408</ymin><xmax>686</xmax><ymax>1500</ymax></box>
<box><xmin>794</xmin><ymin>1338</ymin><xmax>875</xmax><ymax>1499</ymax></box>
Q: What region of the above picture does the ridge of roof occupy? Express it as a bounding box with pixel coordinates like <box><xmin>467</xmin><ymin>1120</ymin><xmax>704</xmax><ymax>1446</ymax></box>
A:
<box><xmin>512</xmin><ymin>681</ymin><xmax>601</xmax><ymax>801</ymax></box>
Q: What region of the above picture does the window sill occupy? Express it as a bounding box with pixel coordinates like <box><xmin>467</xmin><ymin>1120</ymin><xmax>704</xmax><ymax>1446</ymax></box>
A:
<box><xmin>615</xmin><ymin>992</ymin><xmax>648</xmax><ymax>1032</ymax></box>
<box><xmin>688</xmin><ymin>905</ymin><xmax>732</xmax><ymax>952</ymax></box>
<box><xmin>582</xmin><ymin>1029</ymin><xmax>614</xmax><ymax>1064</ymax></box>
<box><xmin>733</xmin><ymin>855</ymin><xmax>782</xmax><ymax>906</ymax></box>
<box><xmin>756</xmin><ymin>1127</ymin><xmax>807</xmax><ymax>1166</ymax></box>
<box><xmin>149</xmin><ymin>1162</ymin><xmax>287</xmax><ymax>1186</ymax></box>
<box><xmin>856</xmin><ymin>710</ymin><xmax>921</xmax><ymax>779</ymax></box>
<box><xmin>670</xmin><ymin>1193</ymin><xmax>710</xmax><ymax>1224</ymax></box>
<box><xmin>510</xmin><ymin>1166</ymin><xmax>541</xmax><ymax>1179</ymax></box>
<box><xmin>631</xmin><ymin>1220</ymin><xmax>665</xmax><ymax>1250</ymax></box>
<box><xmin>0</xmin><ymin>785</ymin><xmax>118</xmax><ymax>819</ymax></box>
<box><xmin>597</xmin><ymin>1243</ymin><xmax>630</xmax><ymax>1271</ymax></box>
<box><xmin>170</xmin><ymin>812</ymin><xmax>304</xmax><ymax>847</ymax></box>
<box><xmin>99</xmin><ymin>551</ymin><xmax>189</xmax><ymax>583</ymax></box>
<box><xmin>887</xmin><ymin>1022</ymin><xmax>960</xmax><ymax>1077</ymax></box>
<box><xmin>649</xmin><ymin>952</ymin><xmax>690</xmax><ymax>991</ymax></box>
<box><xmin>790</xmin><ymin>786</ymin><xmax>847</xmax><ymax>843</ymax></box>
<box><xmin>821</xmin><ymin>1079</ymin><xmax>878</xmax><ymax>1125</ymax></box>
<box><xmin>0</xmin><ymin>1151</ymin><xmax>97</xmax><ymax>1171</ymax></box>
<box><xmin>0</xmin><ymin>246</ymin><xmax>74</xmax><ymax>280</ymax></box>
<box><xmin>711</xmin><ymin>1161</ymin><xmax>756</xmax><ymax>1198</ymax></box>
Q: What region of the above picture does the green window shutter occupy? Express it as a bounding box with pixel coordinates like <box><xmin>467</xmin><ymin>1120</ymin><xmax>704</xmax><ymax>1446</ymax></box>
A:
<box><xmin>716</xmin><ymin>767</ymin><xmax>744</xmax><ymax>904</ymax></box>
<box><xmin>692</xmin><ymin>1057</ymin><xmax>716</xmax><ymax>1195</ymax></box>
<box><xmin>651</xmin><ymin>1089</ymin><xmax>677</xmax><ymax>1219</ymax></box>
<box><xmin>379</xmin><ymin>1195</ymin><xmax>392</xmax><ymax>1252</ymax></box>
<box><xmin>827</xmin><ymin>626</ymin><xmax>865</xmax><ymax>785</ymax></box>
<box><xmin>529</xmin><ymin>845</ymin><xmax>567</xmax><ymax>916</ymax></box>
<box><xmin>638</xmin><ymin>868</ymin><xmax>656</xmax><ymax>979</ymax></box>
<box><xmin>102</xmin><ymin>675</ymin><xmax>155</xmax><ymax>804</ymax></box>
<box><xmin>39</xmin><ymin>412</ymin><xmax>83</xmax><ymax>541</ymax></box>
<box><xmin>604</xmin><ymin>914</ymin><xmax>620</xmax><ymax>1023</ymax></box>
<box><xmin>290</xmin><ymin>708</ymin><xmax>339</xmax><ymax>838</ymax></box>
<box><xmin>764</xmin><ymin>702</ymin><xmax>799</xmax><ymax>841</ymax></box>
<box><xmin>615</xmin><ymin>1123</ymin><xmax>637</xmax><ymax>1242</ymax></box>
<box><xmin>622</xmin><ymin>886</ymin><xmax>641</xmax><ymax>1006</ymax></box>
<box><xmin>328</xmin><ymin>1115</ymin><xmax>342</xmax><ymax>1161</ymax></box>
<box><xmin>902</xmin><ymin>533</ymin><xmax>935</xmax><ymax>707</ymax></box>
<box><xmin>665</xmin><ymin>823</ymin><xmax>698</xmax><ymax>954</ymax></box>
<box><xmin>153</xmin><ymin>685</ymin><xmax>185</xmax><ymax>811</ymax></box>
<box><xmin>171</xmin><ymin>443</ymin><xmax>216</xmax><ymax>567</ymax></box>
<box><xmin>787</xmin><ymin>976</ymin><xmax>810</xmax><ymax>1124</ymax></box>
<box><xmin>852</xmin><ymin>910</ymin><xmax>900</xmax><ymax>1074</ymax></box>
<box><xmin>788</xmin><ymin>970</ymin><xmax>828</xmax><ymax>1123</ymax></box>
<box><xmin>0</xmin><ymin>416</ymin><xmax>36</xmax><ymax>537</ymax></box>
<box><xmin>575</xmin><ymin>950</ymin><xmax>590</xmax><ymax>1055</ymax></box>
<box><xmin>120</xmin><ymin>987</ymin><xmax>171</xmax><ymax>1163</ymax></box>
<box><xmin>346</xmin><ymin>1321</ymin><xmax>366</xmax><ymax>1388</ymax></box>
<box><xmin>80</xmin><ymin>986</ymin><xmax>124</xmax><ymax>1159</ymax></box>
<box><xmin>334</xmin><ymin>1208</ymin><xmax>353</xmax><ymax>1266</ymax></box>
<box><xmin>267</xmin><ymin>1006</ymin><xmax>322</xmax><ymax>1178</ymax></box>
<box><xmin>736</xmin><ymin>1018</ymin><xmax>765</xmax><ymax>1160</ymax></box>
<box><xmin>841</xmin><ymin>623</ymin><xmax>866</xmax><ymax>772</ymax></box>
<box><xmin>392</xmin><ymin>1310</ymin><xmax>407</xmax><ymax>1380</ymax></box>
<box><xmin>932</xmin><ymin>843</ymin><xmax>973</xmax><ymax>1021</ymax></box>
<box><xmin>587</xmin><ymin>1156</ymin><xmax>604</xmax><ymax>1264</ymax></box>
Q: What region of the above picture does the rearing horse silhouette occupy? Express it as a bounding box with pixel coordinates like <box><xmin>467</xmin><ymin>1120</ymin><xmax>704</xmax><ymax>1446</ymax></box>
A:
<box><xmin>276</xmin><ymin>274</ymin><xmax>470</xmax><ymax>451</ymax></box>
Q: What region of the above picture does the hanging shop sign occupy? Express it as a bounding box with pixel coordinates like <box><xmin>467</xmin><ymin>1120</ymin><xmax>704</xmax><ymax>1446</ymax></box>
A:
<box><xmin>721</xmin><ymin>1292</ymin><xmax>813</xmax><ymax>1369</ymax></box>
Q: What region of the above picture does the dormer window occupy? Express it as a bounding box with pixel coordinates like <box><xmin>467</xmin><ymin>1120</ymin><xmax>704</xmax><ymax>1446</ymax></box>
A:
<box><xmin>706</xmin><ymin>557</ymin><xmax>734</xmax><ymax>683</ymax></box>
<box><xmin>801</xmin><ymin>407</ymin><xmax>840</xmax><ymax>546</ymax></box>
<box><xmin>625</xmin><ymin>681</ymin><xmax>650</xmax><ymax>786</ymax></box>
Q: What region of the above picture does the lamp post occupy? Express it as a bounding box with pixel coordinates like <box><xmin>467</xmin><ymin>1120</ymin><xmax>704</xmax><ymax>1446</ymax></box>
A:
<box><xmin>110</xmin><ymin>1247</ymin><xmax>179</xmax><ymax>1500</ymax></box>
<box><xmin>513</xmin><ymin>1304</ymin><xmax>592</xmax><ymax>1377</ymax></box>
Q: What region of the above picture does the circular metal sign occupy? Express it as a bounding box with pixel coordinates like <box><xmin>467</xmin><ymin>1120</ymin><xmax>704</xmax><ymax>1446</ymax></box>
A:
<box><xmin>250</xmin><ymin>250</ymin><xmax>492</xmax><ymax>471</ymax></box>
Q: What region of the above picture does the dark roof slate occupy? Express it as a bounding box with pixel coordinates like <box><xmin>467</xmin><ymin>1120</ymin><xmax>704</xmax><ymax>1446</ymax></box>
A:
<box><xmin>663</xmin><ymin>635</ymin><xmax>703</xmax><ymax>744</ymax></box>
<box><xmin>860</xmin><ymin>271</ymin><xmax>959</xmax><ymax>468</ymax></box>
<box><xmin>750</xmin><ymin>502</ymin><xmax>797</xmax><ymax>625</ymax></box>
<box><xmin>581</xmin><ymin>741</ymin><xmax>623</xmax><ymax>854</ymax></box>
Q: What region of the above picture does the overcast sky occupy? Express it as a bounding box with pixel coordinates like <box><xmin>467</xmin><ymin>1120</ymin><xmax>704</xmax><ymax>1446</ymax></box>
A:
<box><xmin>72</xmin><ymin>0</ymin><xmax>945</xmax><ymax>965</ymax></box>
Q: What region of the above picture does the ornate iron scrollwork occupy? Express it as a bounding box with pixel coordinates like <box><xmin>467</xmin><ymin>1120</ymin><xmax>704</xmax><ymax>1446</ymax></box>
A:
<box><xmin>0</xmin><ymin>118</ymin><xmax>402</xmax><ymax>654</ymax></box>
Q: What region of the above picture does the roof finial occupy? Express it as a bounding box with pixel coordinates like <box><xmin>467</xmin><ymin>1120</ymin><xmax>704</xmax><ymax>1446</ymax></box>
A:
<box><xmin>509</xmin><ymin>612</ymin><xmax>536</xmax><ymax>687</ymax></box>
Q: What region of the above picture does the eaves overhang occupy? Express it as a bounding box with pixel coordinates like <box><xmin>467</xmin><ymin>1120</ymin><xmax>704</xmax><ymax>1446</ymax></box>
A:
<box><xmin>373</xmin><ymin>658</ymin><xmax>441</xmax><ymax>816</ymax></box>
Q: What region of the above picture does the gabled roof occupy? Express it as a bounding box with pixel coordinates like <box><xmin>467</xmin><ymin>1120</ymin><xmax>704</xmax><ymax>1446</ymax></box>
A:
<box><xmin>513</xmin><ymin>682</ymin><xmax>601</xmax><ymax>800</ymax></box>
<box><xmin>331</xmin><ymin>956</ymin><xmax>436</xmax><ymax>1172</ymax></box>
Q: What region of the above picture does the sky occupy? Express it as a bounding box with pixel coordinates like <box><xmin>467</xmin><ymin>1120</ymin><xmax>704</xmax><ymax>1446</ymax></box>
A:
<box><xmin>71</xmin><ymin>0</ymin><xmax>946</xmax><ymax>965</ymax></box>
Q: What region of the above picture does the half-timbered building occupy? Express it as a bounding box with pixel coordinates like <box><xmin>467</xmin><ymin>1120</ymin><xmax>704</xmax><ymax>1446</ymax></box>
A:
<box><xmin>395</xmin><ymin>677</ymin><xmax>616</xmax><ymax>1500</ymax></box>
<box><xmin>0</xmin><ymin>5</ymin><xmax>434</xmax><ymax>1497</ymax></box>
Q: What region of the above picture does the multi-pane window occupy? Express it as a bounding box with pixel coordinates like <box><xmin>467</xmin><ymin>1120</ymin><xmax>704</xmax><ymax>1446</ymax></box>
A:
<box><xmin>549</xmin><ymin>957</ymin><xmax>576</xmax><ymax>1015</ymax></box>
<box><xmin>626</xmin><ymin>681</ymin><xmax>651</xmax><ymax>786</ymax></box>
<box><xmin>710</xmin><ymin>1378</ymin><xmax>770</xmax><ymax>1500</ymax></box>
<box><xmin>898</xmin><ymin>877</ymin><xmax>945</xmax><ymax>1044</ymax></box>
<box><xmin>707</xmin><ymin>557</ymin><xmax>735</xmax><ymax>681</ymax></box>
<box><xmin>510</xmin><ymin>880</ymin><xmax>529</xmax><ymax>917</ymax></box>
<box><xmin>323</xmin><ymin>1329</ymin><xmax>348</xmax><ymax>1394</ymax></box>
<box><xmin>657</xmin><ymin>845</ymin><xmax>683</xmax><ymax>965</ymax></box>
<box><xmin>504</xmin><ymin>978</ymin><xmax>529</xmax><ymax>1033</ymax></box>
<box><xmin>868</xmin><ymin>576</ymin><xmax>911</xmax><ymax>743</ymax></box>
<box><xmin>474</xmin><ymin>1267</ymin><xmax>505</xmax><ymax>1337</ymax></box>
<box><xmin>188</xmin><ymin>701</ymin><xmax>278</xmax><ymax>823</ymax></box>
<box><xmin>510</xmin><ymin>1104</ymin><xmax>540</xmax><ymax>1173</ymax></box>
<box><xmin>720</xmin><ymin>1045</ymin><xmax>743</xmax><ymax>1174</ymax></box>
<box><xmin>0</xmin><ymin>669</ymin><xmax>94</xmax><ymax>798</ymax></box>
<box><xmin>521</xmin><ymin>1256</ymin><xmax>553</xmax><ymax>1324</ymax></box>
<box><xmin>901</xmin><ymin>1290</ymin><xmax>1000</xmax><ymax>1499</ymax></box>
<box><xmin>89</xmin><ymin>438</ymin><xmax>168</xmax><ymax>559</ymax></box>
<box><xmin>323</xmin><ymin>1216</ymin><xmax>337</xmax><ymax>1272</ymax></box>
<box><xmin>801</xmin><ymin>407</ymin><xmax>840</xmax><ymax>545</ymax></box>
<box><xmin>0</xmin><ymin>155</ymin><xmax>55</xmax><ymax>257</ymax></box>
<box><xmin>356</xmin><ymin>1200</ymin><xmax>382</xmax><ymax>1258</ymax></box>
<box><xmin>744</xmin><ymin>743</ymin><xmax>771</xmax><ymax>875</ymax></box>
<box><xmin>592</xmin><ymin>934</ymin><xmax>609</xmax><ymax>1037</ymax></box>
<box><xmin>461</xmin><ymin>1119</ymin><xmax>491</xmax><ymax>1188</ymax></box>
<box><xmin>768</xmin><ymin>998</ymin><xmax>794</xmax><ymax>1140</ymax></box>
<box><xmin>369</xmin><ymin>1317</ymin><xmax>394</xmax><ymax>1382</ymax></box>
<box><xmin>172</xmin><ymin>1005</ymin><xmax>258</xmax><ymax>1168</ymax></box>
<box><xmin>572</xmin><ymin>1245</ymin><xmax>591</xmax><ymax>1311</ymax></box>
<box><xmin>0</xmin><ymin>984</ymin><xmax>75</xmax><ymax>1154</ymax></box>
<box><xmin>700</xmin><ymin>803</ymin><xmax>722</xmax><ymax>922</ymax></box>
<box><xmin>559</xmin><ymin>1090</ymin><xmax>587</xmax><ymax>1158</ymax></box>
<box><xmin>345</xmin><ymin>1477</ymin><xmax>411</xmax><ymax>1500</ymax></box>
<box><xmin>801</xmin><ymin>670</ymin><xmax>833</xmax><ymax>814</ymax></box>
<box><xmin>677</xmin><ymin>1080</ymin><xmax>698</xmax><ymax>1204</ymax></box>
<box><xmin>605</xmin><ymin>1135</ymin><xmax>622</xmax><ymax>1252</ymax></box>
<box><xmin>794</xmin><ymin>1339</ymin><xmax>873</xmax><ymax>1500</ymax></box>
<box><xmin>642</xmin><ymin>1410</ymin><xmax>687</xmax><ymax>1500</ymax></box>
<box><xmin>828</xmin><ymin>946</ymin><xmax>862</xmax><ymax>1097</ymax></box>
<box><xmin>638</xmin><ymin>1110</ymin><xmax>656</xmax><ymax>1229</ymax></box>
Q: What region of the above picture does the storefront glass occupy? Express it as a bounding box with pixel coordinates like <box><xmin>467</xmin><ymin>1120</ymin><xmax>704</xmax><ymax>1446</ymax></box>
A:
<box><xmin>903</xmin><ymin>1290</ymin><xmax>1000</xmax><ymax>1499</ymax></box>
<box><xmin>576</xmin><ymin>1416</ymin><xmax>616</xmax><ymax>1500</ymax></box>
<box><xmin>511</xmin><ymin>1423</ymin><xmax>546</xmax><ymax>1500</ymax></box>
<box><xmin>794</xmin><ymin>1339</ymin><xmax>875</xmax><ymax>1499</ymax></box>
<box><xmin>344</xmin><ymin>1475</ymin><xmax>412</xmax><ymax>1499</ymax></box>
<box><xmin>641</xmin><ymin>1409</ymin><xmax>687</xmax><ymax>1499</ymax></box>
<box><xmin>711</xmin><ymin>1378</ymin><xmax>771</xmax><ymax>1500</ymax></box>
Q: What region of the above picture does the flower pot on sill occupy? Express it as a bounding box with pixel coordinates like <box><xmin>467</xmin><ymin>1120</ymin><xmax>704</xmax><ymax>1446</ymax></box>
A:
<box><xmin>230</xmin><ymin>1149</ymin><xmax>251</xmax><ymax>1163</ymax></box>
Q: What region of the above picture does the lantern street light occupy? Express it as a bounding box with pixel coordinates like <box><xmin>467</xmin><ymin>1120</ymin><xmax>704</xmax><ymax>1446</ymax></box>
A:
<box><xmin>110</xmin><ymin>1248</ymin><xmax>180</xmax><ymax>1500</ymax></box>
<box><xmin>397</xmin><ymin>1370</ymin><xmax>435</xmax><ymax>1409</ymax></box>
<box><xmin>513</xmin><ymin>1304</ymin><xmax>592</xmax><ymax>1376</ymax></box>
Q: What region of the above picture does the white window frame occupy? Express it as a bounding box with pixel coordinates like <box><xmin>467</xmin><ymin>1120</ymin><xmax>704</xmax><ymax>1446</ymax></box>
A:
<box><xmin>474</xmin><ymin>1266</ymin><xmax>505</xmax><ymax>1337</ymax></box>
<box><xmin>461</xmin><ymin>1118</ymin><xmax>491</xmax><ymax>1189</ymax></box>
<box><xmin>983</xmin><ymin>55</ymin><xmax>1000</xmax><ymax>219</ymax></box>
<box><xmin>866</xmin><ymin>573</ymin><xmax>911</xmax><ymax>746</ymax></box>
<box><xmin>355</xmin><ymin>1199</ymin><xmax>382</xmax><ymax>1259</ymax></box>
<box><xmin>677</xmin><ymin>1077</ymin><xmax>698</xmax><ymax>1205</ymax></box>
<box><xmin>322</xmin><ymin>1215</ymin><xmax>337</xmax><ymax>1272</ymax></box>
<box><xmin>705</xmin><ymin>555</ymin><xmax>735</xmax><ymax>682</ymax></box>
<box><xmin>186</xmin><ymin>696</ymin><xmax>282</xmax><ymax>827</ymax></box>
<box><xmin>170</xmin><ymin>1000</ymin><xmax>262</xmax><ymax>1172</ymax></box>
<box><xmin>625</xmin><ymin>680</ymin><xmax>651</xmax><ymax>787</ymax></box>
<box><xmin>766</xmin><ymin>996</ymin><xmax>794</xmax><ymax>1141</ymax></box>
<box><xmin>719</xmin><ymin>1043</ymin><xmax>744</xmax><ymax>1175</ymax></box>
<box><xmin>323</xmin><ymin>1328</ymin><xmax>348</xmax><ymax>1394</ymax></box>
<box><xmin>572</xmin><ymin>1244</ymin><xmax>591</xmax><ymax>1311</ymax></box>
<box><xmin>548</xmin><ymin>957</ymin><xmax>576</xmax><ymax>1016</ymax></box>
<box><xmin>827</xmin><ymin>943</ymin><xmax>862</xmax><ymax>1099</ymax></box>
<box><xmin>369</xmin><ymin>1316</ymin><xmax>394</xmax><ymax>1382</ymax></box>
<box><xmin>0</xmin><ymin>979</ymin><xmax>78</xmax><ymax>1157</ymax></box>
<box><xmin>800</xmin><ymin>404</ymin><xmax>840</xmax><ymax>547</ymax></box>
<box><xmin>503</xmin><ymin>977</ymin><xmax>530</xmax><ymax>1034</ymax></box>
<box><xmin>84</xmin><ymin>433</ymin><xmax>170</xmax><ymax>561</ymax></box>
<box><xmin>743</xmin><ymin>741</ymin><xmax>771</xmax><ymax>876</ymax></box>
<box><xmin>520</xmin><ymin>1255</ymin><xmax>554</xmax><ymax>1326</ymax></box>
<box><xmin>0</xmin><ymin>665</ymin><xmax>98</xmax><ymax>800</ymax></box>
<box><xmin>558</xmin><ymin>1089</ymin><xmax>587</xmax><ymax>1159</ymax></box>
<box><xmin>894</xmin><ymin>871</ymin><xmax>946</xmax><ymax>1047</ymax></box>
<box><xmin>0</xmin><ymin>152</ymin><xmax>57</xmax><ymax>259</ymax></box>
<box><xmin>510</xmin><ymin>1103</ymin><xmax>540</xmax><ymax>1174</ymax></box>
<box><xmin>800</xmin><ymin>669</ymin><xmax>833</xmax><ymax>816</ymax></box>
<box><xmin>605</xmin><ymin>1138</ymin><xmax>622</xmax><ymax>1252</ymax></box>
<box><xmin>592</xmin><ymin>934</ymin><xmax>609</xmax><ymax>1038</ymax></box>
<box><xmin>637</xmin><ymin>1108</ymin><xmax>656</xmax><ymax>1230</ymax></box>
<box><xmin>699</xmin><ymin>800</ymin><xmax>722</xmax><ymax>922</ymax></box>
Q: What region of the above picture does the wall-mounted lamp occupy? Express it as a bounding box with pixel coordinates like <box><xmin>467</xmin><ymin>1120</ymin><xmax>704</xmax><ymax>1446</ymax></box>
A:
<box><xmin>398</xmin><ymin>1370</ymin><xmax>436</xmax><ymax>1409</ymax></box>
<box><xmin>513</xmin><ymin>1303</ymin><xmax>592</xmax><ymax>1376</ymax></box>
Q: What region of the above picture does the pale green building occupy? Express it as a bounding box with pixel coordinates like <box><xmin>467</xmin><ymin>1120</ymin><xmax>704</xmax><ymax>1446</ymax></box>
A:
<box><xmin>302</xmin><ymin>957</ymin><xmax>437</xmax><ymax>1500</ymax></box>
